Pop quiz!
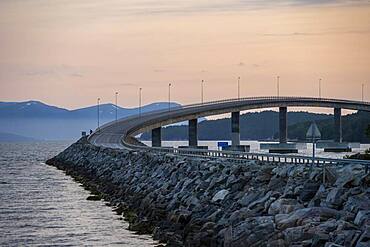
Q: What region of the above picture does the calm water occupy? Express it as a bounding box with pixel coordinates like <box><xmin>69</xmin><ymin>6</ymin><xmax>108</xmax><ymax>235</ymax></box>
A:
<box><xmin>0</xmin><ymin>142</ymin><xmax>159</xmax><ymax>246</ymax></box>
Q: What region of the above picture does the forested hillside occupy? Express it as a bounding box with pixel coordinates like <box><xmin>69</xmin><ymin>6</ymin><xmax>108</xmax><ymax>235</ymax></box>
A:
<box><xmin>140</xmin><ymin>110</ymin><xmax>370</xmax><ymax>143</ymax></box>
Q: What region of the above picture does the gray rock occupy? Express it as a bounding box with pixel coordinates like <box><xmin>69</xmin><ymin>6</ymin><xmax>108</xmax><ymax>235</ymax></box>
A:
<box><xmin>344</xmin><ymin>194</ymin><xmax>370</xmax><ymax>213</ymax></box>
<box><xmin>276</xmin><ymin>207</ymin><xmax>343</xmax><ymax>230</ymax></box>
<box><xmin>356</xmin><ymin>227</ymin><xmax>370</xmax><ymax>247</ymax></box>
<box><xmin>268</xmin><ymin>198</ymin><xmax>304</xmax><ymax>215</ymax></box>
<box><xmin>333</xmin><ymin>230</ymin><xmax>362</xmax><ymax>246</ymax></box>
<box><xmin>248</xmin><ymin>191</ymin><xmax>272</xmax><ymax>210</ymax></box>
<box><xmin>230</xmin><ymin>216</ymin><xmax>275</xmax><ymax>246</ymax></box>
<box><xmin>283</xmin><ymin>226</ymin><xmax>314</xmax><ymax>244</ymax></box>
<box><xmin>228</xmin><ymin>207</ymin><xmax>252</xmax><ymax>225</ymax></box>
<box><xmin>238</xmin><ymin>191</ymin><xmax>262</xmax><ymax>207</ymax></box>
<box><xmin>335</xmin><ymin>166</ymin><xmax>362</xmax><ymax>187</ymax></box>
<box><xmin>354</xmin><ymin>210</ymin><xmax>370</xmax><ymax>227</ymax></box>
<box><xmin>266</xmin><ymin>239</ymin><xmax>286</xmax><ymax>247</ymax></box>
<box><xmin>324</xmin><ymin>243</ymin><xmax>343</xmax><ymax>247</ymax></box>
<box><xmin>300</xmin><ymin>181</ymin><xmax>320</xmax><ymax>202</ymax></box>
<box><xmin>309</xmin><ymin>184</ymin><xmax>327</xmax><ymax>207</ymax></box>
<box><xmin>212</xmin><ymin>189</ymin><xmax>229</xmax><ymax>202</ymax></box>
<box><xmin>326</xmin><ymin>188</ymin><xmax>344</xmax><ymax>208</ymax></box>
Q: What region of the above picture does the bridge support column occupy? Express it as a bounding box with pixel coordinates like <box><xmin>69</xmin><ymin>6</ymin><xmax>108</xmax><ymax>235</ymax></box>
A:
<box><xmin>189</xmin><ymin>119</ymin><xmax>198</xmax><ymax>147</ymax></box>
<box><xmin>231</xmin><ymin>111</ymin><xmax>240</xmax><ymax>146</ymax></box>
<box><xmin>152</xmin><ymin>127</ymin><xmax>162</xmax><ymax>147</ymax></box>
<box><xmin>279</xmin><ymin>107</ymin><xmax>288</xmax><ymax>143</ymax></box>
<box><xmin>334</xmin><ymin>108</ymin><xmax>342</xmax><ymax>143</ymax></box>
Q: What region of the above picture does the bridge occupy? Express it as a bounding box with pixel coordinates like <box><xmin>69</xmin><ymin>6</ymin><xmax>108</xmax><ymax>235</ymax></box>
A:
<box><xmin>89</xmin><ymin>96</ymin><xmax>370</xmax><ymax>147</ymax></box>
<box><xmin>88</xmin><ymin>96</ymin><xmax>370</xmax><ymax>170</ymax></box>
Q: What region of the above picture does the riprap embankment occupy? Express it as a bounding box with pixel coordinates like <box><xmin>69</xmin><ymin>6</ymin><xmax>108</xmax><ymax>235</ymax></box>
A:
<box><xmin>46</xmin><ymin>138</ymin><xmax>370</xmax><ymax>247</ymax></box>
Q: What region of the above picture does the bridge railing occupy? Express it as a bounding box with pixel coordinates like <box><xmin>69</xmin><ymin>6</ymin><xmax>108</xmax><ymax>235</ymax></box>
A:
<box><xmin>121</xmin><ymin>141</ymin><xmax>370</xmax><ymax>173</ymax></box>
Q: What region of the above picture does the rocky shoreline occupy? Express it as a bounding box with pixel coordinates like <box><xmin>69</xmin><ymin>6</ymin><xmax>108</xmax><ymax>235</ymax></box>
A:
<box><xmin>46</xmin><ymin>138</ymin><xmax>370</xmax><ymax>246</ymax></box>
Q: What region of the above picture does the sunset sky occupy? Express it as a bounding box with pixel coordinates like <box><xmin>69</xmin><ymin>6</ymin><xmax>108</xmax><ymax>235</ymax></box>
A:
<box><xmin>0</xmin><ymin>0</ymin><xmax>369</xmax><ymax>109</ymax></box>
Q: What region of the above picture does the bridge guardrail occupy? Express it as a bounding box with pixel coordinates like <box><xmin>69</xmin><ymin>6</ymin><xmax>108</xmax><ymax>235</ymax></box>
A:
<box><xmin>121</xmin><ymin>140</ymin><xmax>370</xmax><ymax>173</ymax></box>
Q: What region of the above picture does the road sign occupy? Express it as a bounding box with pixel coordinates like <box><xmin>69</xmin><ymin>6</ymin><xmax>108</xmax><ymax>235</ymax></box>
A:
<box><xmin>306</xmin><ymin>122</ymin><xmax>321</xmax><ymax>173</ymax></box>
<box><xmin>306</xmin><ymin>122</ymin><xmax>321</xmax><ymax>140</ymax></box>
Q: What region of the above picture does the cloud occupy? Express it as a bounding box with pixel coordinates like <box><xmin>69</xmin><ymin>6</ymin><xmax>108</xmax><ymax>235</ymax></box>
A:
<box><xmin>19</xmin><ymin>64</ymin><xmax>85</xmax><ymax>78</ymax></box>
<box><xmin>262</xmin><ymin>29</ymin><xmax>370</xmax><ymax>36</ymax></box>
<box><xmin>118</xmin><ymin>83</ymin><xmax>137</xmax><ymax>87</ymax></box>
<box><xmin>4</xmin><ymin>0</ymin><xmax>368</xmax><ymax>22</ymax></box>
<box><xmin>90</xmin><ymin>82</ymin><xmax>138</xmax><ymax>89</ymax></box>
<box><xmin>154</xmin><ymin>69</ymin><xmax>166</xmax><ymax>73</ymax></box>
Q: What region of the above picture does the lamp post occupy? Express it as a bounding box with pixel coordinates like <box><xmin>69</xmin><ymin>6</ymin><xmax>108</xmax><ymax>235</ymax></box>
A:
<box><xmin>201</xmin><ymin>80</ymin><xmax>204</xmax><ymax>104</ymax></box>
<box><xmin>168</xmin><ymin>83</ymin><xmax>172</xmax><ymax>111</ymax></box>
<box><xmin>319</xmin><ymin>78</ymin><xmax>322</xmax><ymax>98</ymax></box>
<box><xmin>139</xmin><ymin>87</ymin><xmax>142</xmax><ymax>117</ymax></box>
<box><xmin>238</xmin><ymin>76</ymin><xmax>241</xmax><ymax>100</ymax></box>
<box><xmin>97</xmin><ymin>97</ymin><xmax>101</xmax><ymax>131</ymax></box>
<box><xmin>277</xmin><ymin>76</ymin><xmax>280</xmax><ymax>97</ymax></box>
<box><xmin>362</xmin><ymin>83</ymin><xmax>365</xmax><ymax>102</ymax></box>
<box><xmin>115</xmin><ymin>92</ymin><xmax>118</xmax><ymax>122</ymax></box>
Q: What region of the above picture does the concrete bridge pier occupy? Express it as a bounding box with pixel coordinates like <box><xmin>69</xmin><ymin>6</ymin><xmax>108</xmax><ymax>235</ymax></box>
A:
<box><xmin>334</xmin><ymin>108</ymin><xmax>342</xmax><ymax>143</ymax></box>
<box><xmin>314</xmin><ymin>108</ymin><xmax>356</xmax><ymax>152</ymax></box>
<box><xmin>231</xmin><ymin>111</ymin><xmax>240</xmax><ymax>146</ymax></box>
<box><xmin>279</xmin><ymin>106</ymin><xmax>288</xmax><ymax>144</ymax></box>
<box><xmin>261</xmin><ymin>106</ymin><xmax>299</xmax><ymax>153</ymax></box>
<box><xmin>319</xmin><ymin>107</ymin><xmax>352</xmax><ymax>152</ymax></box>
<box><xmin>188</xmin><ymin>119</ymin><xmax>198</xmax><ymax>147</ymax></box>
<box><xmin>152</xmin><ymin>127</ymin><xmax>162</xmax><ymax>147</ymax></box>
<box><xmin>224</xmin><ymin>111</ymin><xmax>250</xmax><ymax>152</ymax></box>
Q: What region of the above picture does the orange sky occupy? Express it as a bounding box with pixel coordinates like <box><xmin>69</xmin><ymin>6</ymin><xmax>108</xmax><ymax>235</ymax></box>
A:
<box><xmin>0</xmin><ymin>1</ymin><xmax>369</xmax><ymax>110</ymax></box>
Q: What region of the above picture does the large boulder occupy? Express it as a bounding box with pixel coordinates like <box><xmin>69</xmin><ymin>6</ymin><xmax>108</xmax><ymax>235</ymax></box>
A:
<box><xmin>354</xmin><ymin>210</ymin><xmax>370</xmax><ymax>228</ymax></box>
<box><xmin>225</xmin><ymin>216</ymin><xmax>275</xmax><ymax>247</ymax></box>
<box><xmin>299</xmin><ymin>181</ymin><xmax>321</xmax><ymax>202</ymax></box>
<box><xmin>356</xmin><ymin>227</ymin><xmax>370</xmax><ymax>247</ymax></box>
<box><xmin>344</xmin><ymin>193</ymin><xmax>370</xmax><ymax>214</ymax></box>
<box><xmin>276</xmin><ymin>207</ymin><xmax>343</xmax><ymax>230</ymax></box>
<box><xmin>326</xmin><ymin>188</ymin><xmax>345</xmax><ymax>208</ymax></box>
<box><xmin>212</xmin><ymin>189</ymin><xmax>229</xmax><ymax>202</ymax></box>
<box><xmin>238</xmin><ymin>191</ymin><xmax>262</xmax><ymax>207</ymax></box>
<box><xmin>268</xmin><ymin>198</ymin><xmax>304</xmax><ymax>215</ymax></box>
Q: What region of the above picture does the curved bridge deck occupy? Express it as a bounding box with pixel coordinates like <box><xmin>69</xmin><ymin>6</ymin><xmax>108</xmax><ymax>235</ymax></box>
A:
<box><xmin>88</xmin><ymin>96</ymin><xmax>370</xmax><ymax>169</ymax></box>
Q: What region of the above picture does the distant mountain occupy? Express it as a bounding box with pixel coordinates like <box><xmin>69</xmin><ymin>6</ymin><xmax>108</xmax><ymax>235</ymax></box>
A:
<box><xmin>0</xmin><ymin>101</ymin><xmax>180</xmax><ymax>119</ymax></box>
<box><xmin>0</xmin><ymin>132</ymin><xmax>38</xmax><ymax>142</ymax></box>
<box><xmin>0</xmin><ymin>101</ymin><xmax>69</xmax><ymax>118</ymax></box>
<box><xmin>0</xmin><ymin>100</ymin><xmax>181</xmax><ymax>141</ymax></box>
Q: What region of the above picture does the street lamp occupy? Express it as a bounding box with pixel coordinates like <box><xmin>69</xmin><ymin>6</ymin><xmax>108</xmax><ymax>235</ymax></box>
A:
<box><xmin>139</xmin><ymin>87</ymin><xmax>142</xmax><ymax>117</ymax></box>
<box><xmin>362</xmin><ymin>83</ymin><xmax>365</xmax><ymax>102</ymax></box>
<box><xmin>277</xmin><ymin>76</ymin><xmax>280</xmax><ymax>97</ymax></box>
<box><xmin>319</xmin><ymin>78</ymin><xmax>322</xmax><ymax>98</ymax></box>
<box><xmin>238</xmin><ymin>76</ymin><xmax>241</xmax><ymax>100</ymax></box>
<box><xmin>201</xmin><ymin>80</ymin><xmax>204</xmax><ymax>104</ymax></box>
<box><xmin>97</xmin><ymin>97</ymin><xmax>101</xmax><ymax>131</ymax></box>
<box><xmin>115</xmin><ymin>92</ymin><xmax>118</xmax><ymax>122</ymax></box>
<box><xmin>168</xmin><ymin>83</ymin><xmax>172</xmax><ymax>111</ymax></box>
